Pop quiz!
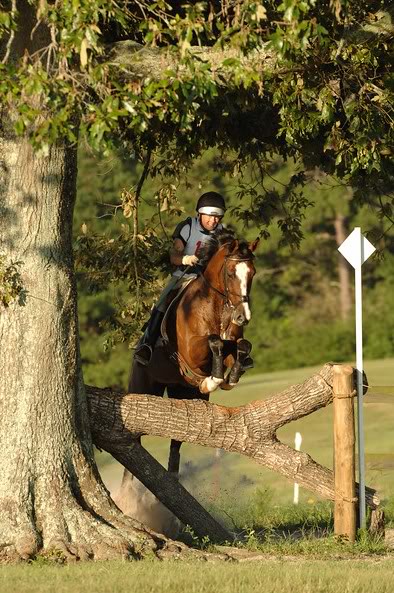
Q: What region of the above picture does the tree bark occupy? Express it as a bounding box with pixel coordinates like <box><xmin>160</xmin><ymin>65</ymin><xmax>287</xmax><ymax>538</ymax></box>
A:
<box><xmin>0</xmin><ymin>3</ymin><xmax>169</xmax><ymax>564</ymax></box>
<box><xmin>87</xmin><ymin>363</ymin><xmax>379</xmax><ymax>514</ymax></box>
<box><xmin>334</xmin><ymin>213</ymin><xmax>352</xmax><ymax>321</ymax></box>
<box><xmin>0</xmin><ymin>127</ymin><xmax>170</xmax><ymax>561</ymax></box>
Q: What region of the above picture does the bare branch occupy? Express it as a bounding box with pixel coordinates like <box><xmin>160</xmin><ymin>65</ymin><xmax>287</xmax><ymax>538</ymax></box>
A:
<box><xmin>1</xmin><ymin>0</ymin><xmax>17</xmax><ymax>64</ymax></box>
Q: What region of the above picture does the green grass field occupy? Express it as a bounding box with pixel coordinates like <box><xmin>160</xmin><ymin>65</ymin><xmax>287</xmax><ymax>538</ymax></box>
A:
<box><xmin>2</xmin><ymin>558</ymin><xmax>394</xmax><ymax>593</ymax></box>
<box><xmin>98</xmin><ymin>358</ymin><xmax>394</xmax><ymax>527</ymax></box>
<box><xmin>1</xmin><ymin>360</ymin><xmax>393</xmax><ymax>593</ymax></box>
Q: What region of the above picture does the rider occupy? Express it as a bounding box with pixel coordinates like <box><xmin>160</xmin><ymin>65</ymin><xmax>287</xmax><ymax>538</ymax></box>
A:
<box><xmin>134</xmin><ymin>191</ymin><xmax>226</xmax><ymax>366</ymax></box>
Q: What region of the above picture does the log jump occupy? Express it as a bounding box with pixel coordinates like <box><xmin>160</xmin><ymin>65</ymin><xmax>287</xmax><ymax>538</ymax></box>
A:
<box><xmin>87</xmin><ymin>363</ymin><xmax>379</xmax><ymax>541</ymax></box>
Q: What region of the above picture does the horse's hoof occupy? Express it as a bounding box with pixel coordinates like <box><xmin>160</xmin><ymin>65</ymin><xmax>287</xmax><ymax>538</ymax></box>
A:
<box><xmin>242</xmin><ymin>356</ymin><xmax>254</xmax><ymax>370</ymax></box>
<box><xmin>237</xmin><ymin>339</ymin><xmax>252</xmax><ymax>357</ymax></box>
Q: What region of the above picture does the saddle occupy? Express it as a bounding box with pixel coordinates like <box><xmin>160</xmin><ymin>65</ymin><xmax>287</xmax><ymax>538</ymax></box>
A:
<box><xmin>159</xmin><ymin>277</ymin><xmax>195</xmax><ymax>345</ymax></box>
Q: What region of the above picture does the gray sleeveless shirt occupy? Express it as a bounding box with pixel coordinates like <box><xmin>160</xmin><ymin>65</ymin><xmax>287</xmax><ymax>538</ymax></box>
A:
<box><xmin>172</xmin><ymin>216</ymin><xmax>223</xmax><ymax>278</ymax></box>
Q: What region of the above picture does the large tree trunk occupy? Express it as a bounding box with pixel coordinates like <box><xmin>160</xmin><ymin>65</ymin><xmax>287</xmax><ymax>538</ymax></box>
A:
<box><xmin>0</xmin><ymin>0</ymin><xmax>175</xmax><ymax>563</ymax></box>
<box><xmin>0</xmin><ymin>130</ymin><xmax>169</xmax><ymax>561</ymax></box>
<box><xmin>334</xmin><ymin>213</ymin><xmax>352</xmax><ymax>321</ymax></box>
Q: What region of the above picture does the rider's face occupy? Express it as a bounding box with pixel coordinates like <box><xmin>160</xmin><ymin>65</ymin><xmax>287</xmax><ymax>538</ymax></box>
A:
<box><xmin>200</xmin><ymin>213</ymin><xmax>223</xmax><ymax>231</ymax></box>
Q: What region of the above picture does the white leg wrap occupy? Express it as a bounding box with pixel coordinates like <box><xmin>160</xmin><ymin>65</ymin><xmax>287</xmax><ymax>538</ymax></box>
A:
<box><xmin>200</xmin><ymin>376</ymin><xmax>224</xmax><ymax>394</ymax></box>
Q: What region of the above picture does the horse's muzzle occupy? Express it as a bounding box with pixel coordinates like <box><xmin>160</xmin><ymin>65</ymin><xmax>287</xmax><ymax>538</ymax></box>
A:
<box><xmin>231</xmin><ymin>309</ymin><xmax>249</xmax><ymax>326</ymax></box>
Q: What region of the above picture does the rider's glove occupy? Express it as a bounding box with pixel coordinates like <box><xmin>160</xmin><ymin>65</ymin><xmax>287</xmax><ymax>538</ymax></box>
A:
<box><xmin>182</xmin><ymin>254</ymin><xmax>199</xmax><ymax>266</ymax></box>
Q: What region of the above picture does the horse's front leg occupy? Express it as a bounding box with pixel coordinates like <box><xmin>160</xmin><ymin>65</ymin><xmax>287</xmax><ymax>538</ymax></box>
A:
<box><xmin>200</xmin><ymin>334</ymin><xmax>224</xmax><ymax>394</ymax></box>
<box><xmin>226</xmin><ymin>338</ymin><xmax>253</xmax><ymax>386</ymax></box>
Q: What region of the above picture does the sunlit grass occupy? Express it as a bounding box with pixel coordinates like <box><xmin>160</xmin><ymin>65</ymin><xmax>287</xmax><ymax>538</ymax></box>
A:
<box><xmin>2</xmin><ymin>558</ymin><xmax>394</xmax><ymax>593</ymax></box>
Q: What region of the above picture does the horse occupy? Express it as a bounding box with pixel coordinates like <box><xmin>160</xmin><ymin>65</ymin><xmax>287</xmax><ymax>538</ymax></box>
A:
<box><xmin>131</xmin><ymin>228</ymin><xmax>258</xmax><ymax>394</ymax></box>
<box><xmin>114</xmin><ymin>229</ymin><xmax>258</xmax><ymax>534</ymax></box>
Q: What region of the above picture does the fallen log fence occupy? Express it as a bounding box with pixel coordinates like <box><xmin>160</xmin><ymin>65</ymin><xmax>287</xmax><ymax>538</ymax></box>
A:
<box><xmin>87</xmin><ymin>362</ymin><xmax>382</xmax><ymax>543</ymax></box>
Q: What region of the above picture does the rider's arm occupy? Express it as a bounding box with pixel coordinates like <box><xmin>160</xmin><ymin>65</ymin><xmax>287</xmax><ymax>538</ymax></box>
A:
<box><xmin>170</xmin><ymin>218</ymin><xmax>199</xmax><ymax>267</ymax></box>
<box><xmin>170</xmin><ymin>239</ymin><xmax>187</xmax><ymax>266</ymax></box>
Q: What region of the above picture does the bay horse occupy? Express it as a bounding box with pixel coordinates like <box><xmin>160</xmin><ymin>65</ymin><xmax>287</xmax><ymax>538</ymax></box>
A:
<box><xmin>127</xmin><ymin>228</ymin><xmax>259</xmax><ymax>475</ymax></box>
<box><xmin>115</xmin><ymin>230</ymin><xmax>258</xmax><ymax>535</ymax></box>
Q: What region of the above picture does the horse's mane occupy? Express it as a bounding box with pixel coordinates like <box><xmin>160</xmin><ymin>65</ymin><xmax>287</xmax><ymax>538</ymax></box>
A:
<box><xmin>198</xmin><ymin>228</ymin><xmax>252</xmax><ymax>268</ymax></box>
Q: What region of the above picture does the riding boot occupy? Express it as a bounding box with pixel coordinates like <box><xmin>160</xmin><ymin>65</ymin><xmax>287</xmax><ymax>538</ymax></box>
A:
<box><xmin>134</xmin><ymin>308</ymin><xmax>165</xmax><ymax>366</ymax></box>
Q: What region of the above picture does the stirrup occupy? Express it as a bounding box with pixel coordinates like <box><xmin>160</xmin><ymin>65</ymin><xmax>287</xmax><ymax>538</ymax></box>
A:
<box><xmin>134</xmin><ymin>344</ymin><xmax>153</xmax><ymax>366</ymax></box>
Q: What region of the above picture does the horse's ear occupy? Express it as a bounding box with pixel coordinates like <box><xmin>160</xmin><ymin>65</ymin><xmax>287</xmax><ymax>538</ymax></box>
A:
<box><xmin>248</xmin><ymin>238</ymin><xmax>260</xmax><ymax>252</ymax></box>
<box><xmin>229</xmin><ymin>240</ymin><xmax>239</xmax><ymax>254</ymax></box>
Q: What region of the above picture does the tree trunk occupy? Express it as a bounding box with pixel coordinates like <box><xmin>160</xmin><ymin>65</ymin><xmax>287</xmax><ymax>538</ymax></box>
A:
<box><xmin>0</xmin><ymin>129</ymin><xmax>170</xmax><ymax>560</ymax></box>
<box><xmin>0</xmin><ymin>1</ymin><xmax>178</xmax><ymax>563</ymax></box>
<box><xmin>334</xmin><ymin>213</ymin><xmax>352</xmax><ymax>321</ymax></box>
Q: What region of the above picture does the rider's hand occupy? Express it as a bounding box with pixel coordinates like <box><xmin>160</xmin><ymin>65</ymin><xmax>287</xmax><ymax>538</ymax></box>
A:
<box><xmin>182</xmin><ymin>254</ymin><xmax>199</xmax><ymax>266</ymax></box>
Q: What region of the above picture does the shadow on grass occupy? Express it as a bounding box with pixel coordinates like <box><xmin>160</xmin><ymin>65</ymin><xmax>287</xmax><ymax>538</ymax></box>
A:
<box><xmin>178</xmin><ymin>489</ymin><xmax>393</xmax><ymax>556</ymax></box>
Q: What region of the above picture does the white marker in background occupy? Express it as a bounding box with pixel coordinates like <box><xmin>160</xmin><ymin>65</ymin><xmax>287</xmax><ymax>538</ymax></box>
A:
<box><xmin>338</xmin><ymin>227</ymin><xmax>375</xmax><ymax>528</ymax></box>
<box><xmin>294</xmin><ymin>431</ymin><xmax>302</xmax><ymax>504</ymax></box>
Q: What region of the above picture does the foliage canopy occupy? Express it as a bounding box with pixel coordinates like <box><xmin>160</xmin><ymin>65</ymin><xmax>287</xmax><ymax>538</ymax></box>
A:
<box><xmin>1</xmin><ymin>0</ymin><xmax>393</xmax><ymax>377</ymax></box>
<box><xmin>1</xmin><ymin>1</ymin><xmax>393</xmax><ymax>184</ymax></box>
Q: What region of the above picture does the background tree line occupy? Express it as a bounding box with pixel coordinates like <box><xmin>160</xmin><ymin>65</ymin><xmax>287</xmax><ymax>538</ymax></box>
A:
<box><xmin>75</xmin><ymin>145</ymin><xmax>394</xmax><ymax>389</ymax></box>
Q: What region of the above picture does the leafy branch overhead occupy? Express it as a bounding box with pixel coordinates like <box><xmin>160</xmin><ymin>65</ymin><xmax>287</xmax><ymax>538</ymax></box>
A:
<box><xmin>0</xmin><ymin>1</ymin><xmax>393</xmax><ymax>184</ymax></box>
<box><xmin>1</xmin><ymin>1</ymin><xmax>393</xmax><ymax>337</ymax></box>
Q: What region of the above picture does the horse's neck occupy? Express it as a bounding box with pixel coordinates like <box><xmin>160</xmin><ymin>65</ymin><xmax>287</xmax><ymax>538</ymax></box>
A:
<box><xmin>178</xmin><ymin>275</ymin><xmax>224</xmax><ymax>333</ymax></box>
<box><xmin>203</xmin><ymin>256</ymin><xmax>225</xmax><ymax>294</ymax></box>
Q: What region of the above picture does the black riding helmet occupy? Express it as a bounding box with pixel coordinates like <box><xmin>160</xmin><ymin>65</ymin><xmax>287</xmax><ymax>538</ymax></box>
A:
<box><xmin>196</xmin><ymin>192</ymin><xmax>226</xmax><ymax>217</ymax></box>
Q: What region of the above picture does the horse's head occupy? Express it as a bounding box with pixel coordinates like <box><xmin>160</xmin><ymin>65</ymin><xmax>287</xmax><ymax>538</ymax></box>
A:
<box><xmin>201</xmin><ymin>230</ymin><xmax>259</xmax><ymax>328</ymax></box>
<box><xmin>220</xmin><ymin>238</ymin><xmax>259</xmax><ymax>327</ymax></box>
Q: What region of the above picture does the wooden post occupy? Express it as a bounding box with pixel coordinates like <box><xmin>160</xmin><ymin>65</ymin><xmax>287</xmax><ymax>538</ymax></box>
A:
<box><xmin>333</xmin><ymin>364</ymin><xmax>357</xmax><ymax>541</ymax></box>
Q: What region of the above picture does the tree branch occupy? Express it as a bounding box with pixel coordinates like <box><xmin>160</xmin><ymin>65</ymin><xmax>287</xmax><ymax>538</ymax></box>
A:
<box><xmin>105</xmin><ymin>40</ymin><xmax>275</xmax><ymax>82</ymax></box>
<box><xmin>108</xmin><ymin>440</ymin><xmax>231</xmax><ymax>543</ymax></box>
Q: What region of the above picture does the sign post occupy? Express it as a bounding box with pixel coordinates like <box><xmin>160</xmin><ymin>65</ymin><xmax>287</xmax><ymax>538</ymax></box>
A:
<box><xmin>293</xmin><ymin>432</ymin><xmax>302</xmax><ymax>504</ymax></box>
<box><xmin>338</xmin><ymin>227</ymin><xmax>375</xmax><ymax>528</ymax></box>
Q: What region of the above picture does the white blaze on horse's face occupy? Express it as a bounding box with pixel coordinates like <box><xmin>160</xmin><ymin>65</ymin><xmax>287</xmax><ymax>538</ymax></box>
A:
<box><xmin>235</xmin><ymin>262</ymin><xmax>252</xmax><ymax>321</ymax></box>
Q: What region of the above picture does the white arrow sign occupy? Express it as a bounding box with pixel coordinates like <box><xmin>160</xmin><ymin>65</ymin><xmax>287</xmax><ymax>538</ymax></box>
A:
<box><xmin>338</xmin><ymin>227</ymin><xmax>375</xmax><ymax>528</ymax></box>
<box><xmin>338</xmin><ymin>227</ymin><xmax>376</xmax><ymax>269</ymax></box>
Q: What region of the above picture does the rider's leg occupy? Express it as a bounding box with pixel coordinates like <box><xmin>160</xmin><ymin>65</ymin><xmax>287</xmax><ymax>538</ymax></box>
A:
<box><xmin>134</xmin><ymin>307</ymin><xmax>165</xmax><ymax>366</ymax></box>
<box><xmin>134</xmin><ymin>275</ymin><xmax>180</xmax><ymax>366</ymax></box>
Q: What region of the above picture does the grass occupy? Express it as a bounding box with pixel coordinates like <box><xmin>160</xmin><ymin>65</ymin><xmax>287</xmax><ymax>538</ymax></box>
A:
<box><xmin>1</xmin><ymin>359</ymin><xmax>393</xmax><ymax>592</ymax></box>
<box><xmin>2</xmin><ymin>558</ymin><xmax>394</xmax><ymax>593</ymax></box>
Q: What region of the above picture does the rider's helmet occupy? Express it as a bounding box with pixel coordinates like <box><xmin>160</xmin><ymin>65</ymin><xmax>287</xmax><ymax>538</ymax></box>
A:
<box><xmin>196</xmin><ymin>192</ymin><xmax>226</xmax><ymax>217</ymax></box>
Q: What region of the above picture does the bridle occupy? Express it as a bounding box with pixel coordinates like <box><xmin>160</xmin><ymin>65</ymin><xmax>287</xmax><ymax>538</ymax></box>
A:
<box><xmin>200</xmin><ymin>254</ymin><xmax>254</xmax><ymax>327</ymax></box>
